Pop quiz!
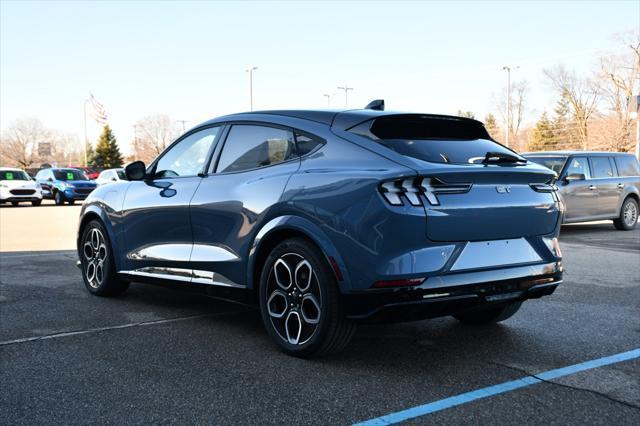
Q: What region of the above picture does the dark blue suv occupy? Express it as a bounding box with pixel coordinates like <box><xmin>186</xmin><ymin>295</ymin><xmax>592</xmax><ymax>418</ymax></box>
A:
<box><xmin>77</xmin><ymin>106</ymin><xmax>563</xmax><ymax>357</ymax></box>
<box><xmin>36</xmin><ymin>168</ymin><xmax>97</xmax><ymax>205</ymax></box>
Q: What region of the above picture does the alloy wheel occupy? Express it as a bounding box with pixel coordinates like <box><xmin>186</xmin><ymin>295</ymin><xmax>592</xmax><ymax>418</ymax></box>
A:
<box><xmin>623</xmin><ymin>201</ymin><xmax>637</xmax><ymax>227</ymax></box>
<box><xmin>265</xmin><ymin>253</ymin><xmax>322</xmax><ymax>345</ymax></box>
<box><xmin>83</xmin><ymin>228</ymin><xmax>108</xmax><ymax>289</ymax></box>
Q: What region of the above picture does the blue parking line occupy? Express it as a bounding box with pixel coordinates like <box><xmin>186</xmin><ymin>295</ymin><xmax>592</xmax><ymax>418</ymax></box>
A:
<box><xmin>354</xmin><ymin>348</ymin><xmax>640</xmax><ymax>426</ymax></box>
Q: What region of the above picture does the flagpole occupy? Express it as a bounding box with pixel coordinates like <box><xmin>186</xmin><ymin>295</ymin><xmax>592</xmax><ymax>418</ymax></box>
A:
<box><xmin>83</xmin><ymin>98</ymin><xmax>89</xmax><ymax>167</ymax></box>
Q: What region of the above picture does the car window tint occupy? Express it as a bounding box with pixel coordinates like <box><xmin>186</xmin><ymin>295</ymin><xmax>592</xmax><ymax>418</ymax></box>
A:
<box><xmin>216</xmin><ymin>125</ymin><xmax>296</xmax><ymax>173</ymax></box>
<box><xmin>565</xmin><ymin>157</ymin><xmax>591</xmax><ymax>179</ymax></box>
<box><xmin>614</xmin><ymin>156</ymin><xmax>640</xmax><ymax>177</ymax></box>
<box><xmin>0</xmin><ymin>170</ymin><xmax>29</xmax><ymax>180</ymax></box>
<box><xmin>590</xmin><ymin>157</ymin><xmax>614</xmax><ymax>179</ymax></box>
<box><xmin>295</xmin><ymin>131</ymin><xmax>325</xmax><ymax>156</ymax></box>
<box><xmin>54</xmin><ymin>169</ymin><xmax>88</xmax><ymax>181</ymax></box>
<box><xmin>154</xmin><ymin>127</ymin><xmax>219</xmax><ymax>178</ymax></box>
<box><xmin>116</xmin><ymin>170</ymin><xmax>126</xmax><ymax>179</ymax></box>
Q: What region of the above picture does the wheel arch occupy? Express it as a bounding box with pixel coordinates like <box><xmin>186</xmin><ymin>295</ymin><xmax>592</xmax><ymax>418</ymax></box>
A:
<box><xmin>77</xmin><ymin>205</ymin><xmax>123</xmax><ymax>271</ymax></box>
<box><xmin>248</xmin><ymin>215</ymin><xmax>351</xmax><ymax>293</ymax></box>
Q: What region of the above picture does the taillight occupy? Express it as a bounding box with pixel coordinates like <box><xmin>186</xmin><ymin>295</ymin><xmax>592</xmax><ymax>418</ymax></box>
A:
<box><xmin>530</xmin><ymin>183</ymin><xmax>558</xmax><ymax>193</ymax></box>
<box><xmin>379</xmin><ymin>177</ymin><xmax>472</xmax><ymax>207</ymax></box>
<box><xmin>372</xmin><ymin>277</ymin><xmax>425</xmax><ymax>288</ymax></box>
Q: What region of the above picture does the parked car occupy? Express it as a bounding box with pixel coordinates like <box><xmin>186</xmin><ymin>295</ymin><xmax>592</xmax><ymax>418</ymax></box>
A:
<box><xmin>524</xmin><ymin>151</ymin><xmax>639</xmax><ymax>230</ymax></box>
<box><xmin>95</xmin><ymin>168</ymin><xmax>127</xmax><ymax>186</ymax></box>
<box><xmin>0</xmin><ymin>167</ymin><xmax>43</xmax><ymax>206</ymax></box>
<box><xmin>77</xmin><ymin>106</ymin><xmax>563</xmax><ymax>357</ymax></box>
<box><xmin>35</xmin><ymin>168</ymin><xmax>97</xmax><ymax>205</ymax></box>
<box><xmin>67</xmin><ymin>166</ymin><xmax>100</xmax><ymax>180</ymax></box>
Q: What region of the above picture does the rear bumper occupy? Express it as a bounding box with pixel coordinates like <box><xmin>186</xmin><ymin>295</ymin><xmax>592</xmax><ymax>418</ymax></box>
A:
<box><xmin>343</xmin><ymin>261</ymin><xmax>562</xmax><ymax>323</ymax></box>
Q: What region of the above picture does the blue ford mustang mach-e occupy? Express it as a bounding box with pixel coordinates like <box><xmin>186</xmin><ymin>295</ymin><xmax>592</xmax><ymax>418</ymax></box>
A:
<box><xmin>77</xmin><ymin>104</ymin><xmax>563</xmax><ymax>357</ymax></box>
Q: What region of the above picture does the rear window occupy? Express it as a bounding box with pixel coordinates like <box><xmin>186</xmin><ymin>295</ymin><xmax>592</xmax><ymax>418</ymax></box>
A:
<box><xmin>526</xmin><ymin>156</ymin><xmax>567</xmax><ymax>175</ymax></box>
<box><xmin>614</xmin><ymin>156</ymin><xmax>640</xmax><ymax>177</ymax></box>
<box><xmin>348</xmin><ymin>114</ymin><xmax>521</xmax><ymax>164</ymax></box>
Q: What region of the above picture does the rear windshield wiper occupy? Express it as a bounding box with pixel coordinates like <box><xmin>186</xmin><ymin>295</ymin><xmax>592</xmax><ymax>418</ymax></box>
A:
<box><xmin>482</xmin><ymin>152</ymin><xmax>527</xmax><ymax>164</ymax></box>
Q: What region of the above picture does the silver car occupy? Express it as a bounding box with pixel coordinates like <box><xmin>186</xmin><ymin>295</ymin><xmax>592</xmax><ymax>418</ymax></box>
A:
<box><xmin>524</xmin><ymin>151</ymin><xmax>639</xmax><ymax>230</ymax></box>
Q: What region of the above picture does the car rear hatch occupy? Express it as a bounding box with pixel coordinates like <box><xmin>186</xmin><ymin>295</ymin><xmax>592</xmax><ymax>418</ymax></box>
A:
<box><xmin>343</xmin><ymin>113</ymin><xmax>560</xmax><ymax>242</ymax></box>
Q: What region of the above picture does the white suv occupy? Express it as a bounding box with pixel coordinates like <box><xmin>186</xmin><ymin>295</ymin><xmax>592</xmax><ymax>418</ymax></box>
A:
<box><xmin>0</xmin><ymin>167</ymin><xmax>43</xmax><ymax>206</ymax></box>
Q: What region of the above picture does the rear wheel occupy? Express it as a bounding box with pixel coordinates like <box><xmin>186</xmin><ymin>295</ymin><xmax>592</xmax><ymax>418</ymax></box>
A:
<box><xmin>453</xmin><ymin>302</ymin><xmax>522</xmax><ymax>325</ymax></box>
<box><xmin>80</xmin><ymin>220</ymin><xmax>129</xmax><ymax>296</ymax></box>
<box><xmin>54</xmin><ymin>191</ymin><xmax>64</xmax><ymax>206</ymax></box>
<box><xmin>11</xmin><ymin>201</ymin><xmax>19</xmax><ymax>206</ymax></box>
<box><xmin>613</xmin><ymin>197</ymin><xmax>638</xmax><ymax>230</ymax></box>
<box><xmin>259</xmin><ymin>238</ymin><xmax>356</xmax><ymax>357</ymax></box>
<box><xmin>68</xmin><ymin>199</ymin><xmax>76</xmax><ymax>205</ymax></box>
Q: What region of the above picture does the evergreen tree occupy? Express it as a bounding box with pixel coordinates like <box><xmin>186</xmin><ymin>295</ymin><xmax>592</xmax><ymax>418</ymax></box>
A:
<box><xmin>91</xmin><ymin>125</ymin><xmax>123</xmax><ymax>169</ymax></box>
<box><xmin>484</xmin><ymin>113</ymin><xmax>500</xmax><ymax>140</ymax></box>
<box><xmin>552</xmin><ymin>95</ymin><xmax>579</xmax><ymax>150</ymax></box>
<box><xmin>456</xmin><ymin>110</ymin><xmax>475</xmax><ymax>119</ymax></box>
<box><xmin>529</xmin><ymin>112</ymin><xmax>555</xmax><ymax>152</ymax></box>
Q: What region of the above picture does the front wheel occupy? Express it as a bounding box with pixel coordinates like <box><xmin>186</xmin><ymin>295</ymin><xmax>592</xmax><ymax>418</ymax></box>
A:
<box><xmin>80</xmin><ymin>220</ymin><xmax>129</xmax><ymax>296</ymax></box>
<box><xmin>613</xmin><ymin>197</ymin><xmax>638</xmax><ymax>230</ymax></box>
<box><xmin>54</xmin><ymin>191</ymin><xmax>64</xmax><ymax>205</ymax></box>
<box><xmin>259</xmin><ymin>238</ymin><xmax>356</xmax><ymax>357</ymax></box>
<box><xmin>11</xmin><ymin>201</ymin><xmax>19</xmax><ymax>206</ymax></box>
<box><xmin>32</xmin><ymin>199</ymin><xmax>42</xmax><ymax>206</ymax></box>
<box><xmin>68</xmin><ymin>199</ymin><xmax>76</xmax><ymax>205</ymax></box>
<box><xmin>453</xmin><ymin>301</ymin><xmax>522</xmax><ymax>325</ymax></box>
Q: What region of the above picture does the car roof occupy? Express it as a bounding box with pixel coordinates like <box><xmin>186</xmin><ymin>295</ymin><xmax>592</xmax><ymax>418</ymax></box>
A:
<box><xmin>523</xmin><ymin>151</ymin><xmax>634</xmax><ymax>157</ymax></box>
<box><xmin>0</xmin><ymin>167</ymin><xmax>24</xmax><ymax>171</ymax></box>
<box><xmin>198</xmin><ymin>108</ymin><xmax>484</xmax><ymax>131</ymax></box>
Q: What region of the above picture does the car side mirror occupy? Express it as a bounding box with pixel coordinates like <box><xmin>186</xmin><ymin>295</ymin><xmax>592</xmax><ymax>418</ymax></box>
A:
<box><xmin>112</xmin><ymin>177</ymin><xmax>117</xmax><ymax>181</ymax></box>
<box><xmin>125</xmin><ymin>161</ymin><xmax>147</xmax><ymax>181</ymax></box>
<box><xmin>564</xmin><ymin>173</ymin><xmax>585</xmax><ymax>182</ymax></box>
<box><xmin>47</xmin><ymin>177</ymin><xmax>53</xmax><ymax>182</ymax></box>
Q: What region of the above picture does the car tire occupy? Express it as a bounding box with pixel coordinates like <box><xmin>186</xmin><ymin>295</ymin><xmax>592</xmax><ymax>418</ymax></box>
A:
<box><xmin>453</xmin><ymin>301</ymin><xmax>522</xmax><ymax>325</ymax></box>
<box><xmin>11</xmin><ymin>201</ymin><xmax>19</xmax><ymax>206</ymax></box>
<box><xmin>613</xmin><ymin>197</ymin><xmax>638</xmax><ymax>231</ymax></box>
<box><xmin>259</xmin><ymin>238</ymin><xmax>356</xmax><ymax>358</ymax></box>
<box><xmin>54</xmin><ymin>191</ymin><xmax>64</xmax><ymax>206</ymax></box>
<box><xmin>80</xmin><ymin>220</ymin><xmax>129</xmax><ymax>297</ymax></box>
<box><xmin>68</xmin><ymin>199</ymin><xmax>76</xmax><ymax>205</ymax></box>
<box><xmin>32</xmin><ymin>199</ymin><xmax>42</xmax><ymax>206</ymax></box>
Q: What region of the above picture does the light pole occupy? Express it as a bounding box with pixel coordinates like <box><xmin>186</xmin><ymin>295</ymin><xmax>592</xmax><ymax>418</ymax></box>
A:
<box><xmin>176</xmin><ymin>120</ymin><xmax>189</xmax><ymax>133</ymax></box>
<box><xmin>337</xmin><ymin>84</ymin><xmax>353</xmax><ymax>107</ymax></box>
<box><xmin>246</xmin><ymin>66</ymin><xmax>258</xmax><ymax>111</ymax></box>
<box><xmin>323</xmin><ymin>94</ymin><xmax>331</xmax><ymax>107</ymax></box>
<box><xmin>501</xmin><ymin>66</ymin><xmax>518</xmax><ymax>148</ymax></box>
<box><xmin>83</xmin><ymin>98</ymin><xmax>89</xmax><ymax>166</ymax></box>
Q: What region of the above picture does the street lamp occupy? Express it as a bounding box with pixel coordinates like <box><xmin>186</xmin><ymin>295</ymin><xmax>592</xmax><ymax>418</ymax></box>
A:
<box><xmin>501</xmin><ymin>65</ymin><xmax>519</xmax><ymax>148</ymax></box>
<box><xmin>246</xmin><ymin>66</ymin><xmax>258</xmax><ymax>111</ymax></box>
<box><xmin>337</xmin><ymin>84</ymin><xmax>354</xmax><ymax>108</ymax></box>
<box><xmin>323</xmin><ymin>94</ymin><xmax>331</xmax><ymax>108</ymax></box>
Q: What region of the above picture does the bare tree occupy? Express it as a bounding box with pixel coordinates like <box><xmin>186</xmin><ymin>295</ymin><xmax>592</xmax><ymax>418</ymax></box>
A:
<box><xmin>594</xmin><ymin>31</ymin><xmax>639</xmax><ymax>152</ymax></box>
<box><xmin>496</xmin><ymin>80</ymin><xmax>528</xmax><ymax>150</ymax></box>
<box><xmin>0</xmin><ymin>118</ymin><xmax>50</xmax><ymax>168</ymax></box>
<box><xmin>543</xmin><ymin>65</ymin><xmax>600</xmax><ymax>150</ymax></box>
<box><xmin>133</xmin><ymin>114</ymin><xmax>179</xmax><ymax>163</ymax></box>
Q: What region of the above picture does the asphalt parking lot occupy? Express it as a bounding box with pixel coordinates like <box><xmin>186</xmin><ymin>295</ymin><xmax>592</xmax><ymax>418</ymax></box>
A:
<box><xmin>1</xmin><ymin>202</ymin><xmax>639</xmax><ymax>424</ymax></box>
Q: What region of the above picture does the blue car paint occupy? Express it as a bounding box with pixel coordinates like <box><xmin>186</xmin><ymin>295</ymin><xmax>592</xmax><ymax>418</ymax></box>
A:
<box><xmin>78</xmin><ymin>109</ymin><xmax>562</xmax><ymax>319</ymax></box>
<box><xmin>37</xmin><ymin>169</ymin><xmax>97</xmax><ymax>202</ymax></box>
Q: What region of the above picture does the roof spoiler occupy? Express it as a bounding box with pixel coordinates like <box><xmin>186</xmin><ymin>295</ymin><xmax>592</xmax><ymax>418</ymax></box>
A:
<box><xmin>364</xmin><ymin>99</ymin><xmax>385</xmax><ymax>111</ymax></box>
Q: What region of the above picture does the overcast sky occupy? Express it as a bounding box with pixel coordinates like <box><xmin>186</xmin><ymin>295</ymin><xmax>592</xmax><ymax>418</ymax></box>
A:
<box><xmin>1</xmin><ymin>0</ymin><xmax>638</xmax><ymax>153</ymax></box>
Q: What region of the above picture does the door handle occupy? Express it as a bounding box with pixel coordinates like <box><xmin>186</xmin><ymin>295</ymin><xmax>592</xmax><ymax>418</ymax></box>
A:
<box><xmin>588</xmin><ymin>185</ymin><xmax>597</xmax><ymax>190</ymax></box>
<box><xmin>617</xmin><ymin>183</ymin><xmax>624</xmax><ymax>189</ymax></box>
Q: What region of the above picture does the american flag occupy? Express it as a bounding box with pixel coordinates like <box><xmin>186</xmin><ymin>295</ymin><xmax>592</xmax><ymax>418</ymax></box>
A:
<box><xmin>89</xmin><ymin>93</ymin><xmax>108</xmax><ymax>124</ymax></box>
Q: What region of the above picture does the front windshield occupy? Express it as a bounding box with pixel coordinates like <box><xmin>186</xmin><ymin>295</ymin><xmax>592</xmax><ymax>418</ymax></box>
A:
<box><xmin>0</xmin><ymin>170</ymin><xmax>30</xmax><ymax>181</ymax></box>
<box><xmin>53</xmin><ymin>169</ymin><xmax>89</xmax><ymax>181</ymax></box>
<box><xmin>526</xmin><ymin>156</ymin><xmax>567</xmax><ymax>175</ymax></box>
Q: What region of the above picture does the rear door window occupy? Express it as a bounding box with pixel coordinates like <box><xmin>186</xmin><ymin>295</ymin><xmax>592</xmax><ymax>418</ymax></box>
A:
<box><xmin>590</xmin><ymin>157</ymin><xmax>614</xmax><ymax>179</ymax></box>
<box><xmin>614</xmin><ymin>156</ymin><xmax>640</xmax><ymax>177</ymax></box>
<box><xmin>216</xmin><ymin>125</ymin><xmax>296</xmax><ymax>173</ymax></box>
<box><xmin>565</xmin><ymin>157</ymin><xmax>591</xmax><ymax>179</ymax></box>
<box><xmin>348</xmin><ymin>114</ymin><xmax>520</xmax><ymax>164</ymax></box>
